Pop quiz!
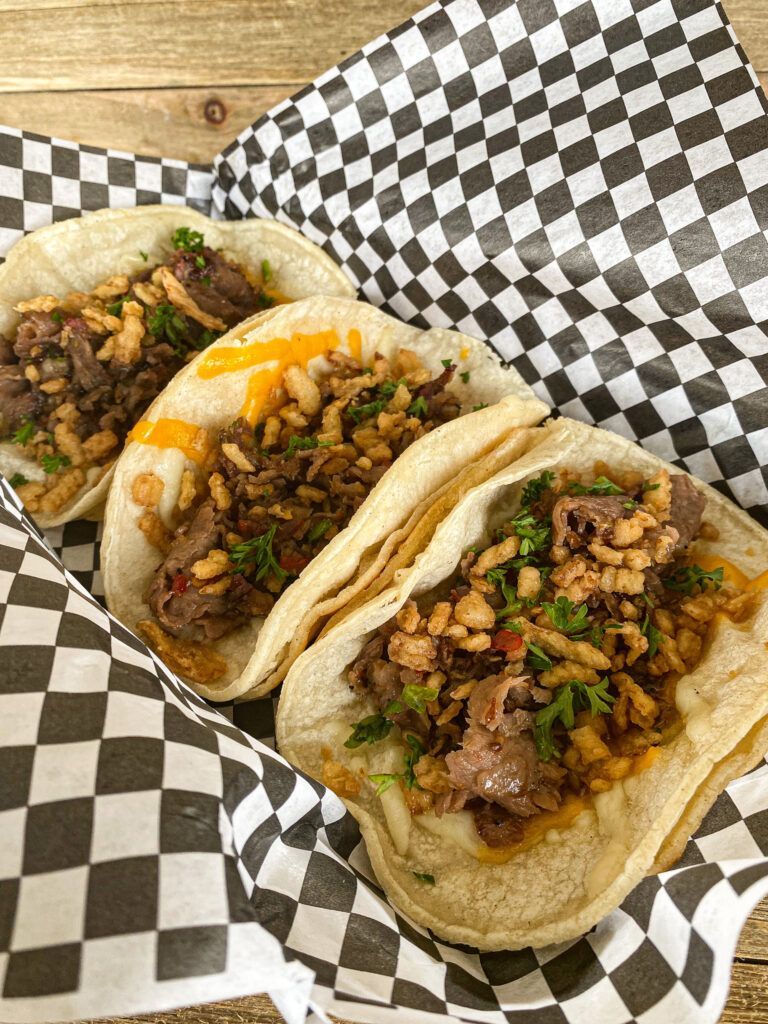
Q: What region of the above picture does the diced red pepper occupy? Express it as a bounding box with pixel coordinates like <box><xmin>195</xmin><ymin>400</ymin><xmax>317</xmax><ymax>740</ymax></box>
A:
<box><xmin>279</xmin><ymin>551</ymin><xmax>310</xmax><ymax>574</ymax></box>
<box><xmin>171</xmin><ymin>573</ymin><xmax>189</xmax><ymax>596</ymax></box>
<box><xmin>491</xmin><ymin>629</ymin><xmax>523</xmax><ymax>655</ymax></box>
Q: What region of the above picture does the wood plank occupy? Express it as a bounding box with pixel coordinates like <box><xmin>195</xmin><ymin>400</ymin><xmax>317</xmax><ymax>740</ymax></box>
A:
<box><xmin>0</xmin><ymin>0</ymin><xmax>426</xmax><ymax>92</ymax></box>
<box><xmin>723</xmin><ymin>962</ymin><xmax>768</xmax><ymax>1023</ymax></box>
<box><xmin>722</xmin><ymin>0</ymin><xmax>768</xmax><ymax>71</ymax></box>
<box><xmin>0</xmin><ymin>86</ymin><xmax>300</xmax><ymax>163</ymax></box>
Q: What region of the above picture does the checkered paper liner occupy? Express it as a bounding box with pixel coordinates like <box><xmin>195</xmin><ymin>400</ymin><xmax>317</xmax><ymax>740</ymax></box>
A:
<box><xmin>2</xmin><ymin>0</ymin><xmax>768</xmax><ymax>1022</ymax></box>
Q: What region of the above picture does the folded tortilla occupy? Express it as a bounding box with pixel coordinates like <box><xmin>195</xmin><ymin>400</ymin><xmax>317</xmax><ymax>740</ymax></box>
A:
<box><xmin>277</xmin><ymin>418</ymin><xmax>768</xmax><ymax>951</ymax></box>
<box><xmin>0</xmin><ymin>204</ymin><xmax>355</xmax><ymax>526</ymax></box>
<box><xmin>101</xmin><ymin>296</ymin><xmax>550</xmax><ymax>701</ymax></box>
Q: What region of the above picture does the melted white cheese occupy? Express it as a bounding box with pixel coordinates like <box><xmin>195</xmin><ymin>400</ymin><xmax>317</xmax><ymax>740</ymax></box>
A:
<box><xmin>675</xmin><ymin>679</ymin><xmax>713</xmax><ymax>744</ymax></box>
<box><xmin>586</xmin><ymin>783</ymin><xmax>629</xmax><ymax>899</ymax></box>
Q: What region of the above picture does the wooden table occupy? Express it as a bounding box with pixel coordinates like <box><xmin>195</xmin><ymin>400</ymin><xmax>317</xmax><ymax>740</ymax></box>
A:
<box><xmin>2</xmin><ymin>1</ymin><xmax>768</xmax><ymax>1021</ymax></box>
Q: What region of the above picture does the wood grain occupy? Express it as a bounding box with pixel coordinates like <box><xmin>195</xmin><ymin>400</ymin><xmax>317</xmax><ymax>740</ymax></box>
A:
<box><xmin>0</xmin><ymin>0</ymin><xmax>425</xmax><ymax>92</ymax></box>
<box><xmin>0</xmin><ymin>86</ymin><xmax>300</xmax><ymax>163</ymax></box>
<box><xmin>1</xmin><ymin>1</ymin><xmax>768</xmax><ymax>1023</ymax></box>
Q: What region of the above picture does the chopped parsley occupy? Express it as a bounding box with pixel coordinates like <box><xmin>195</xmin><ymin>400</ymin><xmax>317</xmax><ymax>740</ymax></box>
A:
<box><xmin>642</xmin><ymin>481</ymin><xmax>660</xmax><ymax>492</ymax></box>
<box><xmin>413</xmin><ymin>872</ymin><xmax>436</xmax><ymax>884</ymax></box>
<box><xmin>228</xmin><ymin>523</ymin><xmax>286</xmax><ymax>582</ymax></box>
<box><xmin>41</xmin><ymin>452</ymin><xmax>70</xmax><ymax>474</ymax></box>
<box><xmin>460</xmin><ymin>370</ymin><xmax>470</xmax><ymax>384</ymax></box>
<box><xmin>384</xmin><ymin>699</ymin><xmax>404</xmax><ymax>716</ymax></box>
<box><xmin>622</xmin><ymin>500</ymin><xmax>637</xmax><ymax>510</ymax></box>
<box><xmin>139</xmin><ymin>250</ymin><xmax>149</xmax><ymax>261</ymax></box>
<box><xmin>200</xmin><ymin>275</ymin><xmax>211</xmax><ymax>287</ymax></box>
<box><xmin>148</xmin><ymin>304</ymin><xmax>189</xmax><ymax>354</ymax></box>
<box><xmin>534</xmin><ymin>678</ymin><xmax>615</xmax><ymax>761</ymax></box>
<box><xmin>348</xmin><ymin>398</ymin><xmax>386</xmax><ymax>423</ymax></box>
<box><xmin>258</xmin><ymin>293</ymin><xmax>275</xmax><ymax>309</ymax></box>
<box><xmin>345</xmin><ymin>713</ymin><xmax>393</xmax><ymax>749</ymax></box>
<box><xmin>640</xmin><ymin>613</ymin><xmax>663</xmax><ymax>659</ymax></box>
<box><xmin>407</xmin><ymin>395</ymin><xmax>429</xmax><ymax>419</ymax></box>
<box><xmin>401</xmin><ymin>683</ymin><xmax>439</xmax><ymax>713</ymax></box>
<box><xmin>106</xmin><ymin>295</ymin><xmax>129</xmax><ymax>317</ymax></box>
<box><xmin>541</xmin><ymin>596</ymin><xmax>589</xmax><ymax>636</ymax></box>
<box><xmin>8</xmin><ymin>473</ymin><xmax>27</xmax><ymax>488</ymax></box>
<box><xmin>510</xmin><ymin>510</ymin><xmax>551</xmax><ymax>556</ymax></box>
<box><xmin>472</xmin><ymin>402</ymin><xmax>489</xmax><ymax>411</ymax></box>
<box><xmin>589</xmin><ymin>624</ymin><xmax>605</xmax><ymax>648</ymax></box>
<box><xmin>283</xmin><ymin>435</ymin><xmax>334</xmax><ymax>459</ymax></box>
<box><xmin>403</xmin><ymin>734</ymin><xmax>425</xmax><ymax>788</ymax></box>
<box><xmin>664</xmin><ymin>564</ymin><xmax>724</xmax><ymax>594</ymax></box>
<box><xmin>171</xmin><ymin>226</ymin><xmax>205</xmax><ymax>252</ymax></box>
<box><xmin>307</xmin><ymin>518</ymin><xmax>333</xmax><ymax>543</ymax></box>
<box><xmin>525</xmin><ymin>642</ymin><xmax>552</xmax><ymax>673</ymax></box>
<box><xmin>378</xmin><ymin>377</ymin><xmax>407</xmax><ymax>397</ymax></box>
<box><xmin>194</xmin><ymin>254</ymin><xmax>206</xmax><ymax>269</ymax></box>
<box><xmin>191</xmin><ymin>328</ymin><xmax>221</xmax><ymax>351</ymax></box>
<box><xmin>50</xmin><ymin>310</ymin><xmax>63</xmax><ymax>324</ymax></box>
<box><xmin>441</xmin><ymin>358</ymin><xmax>453</xmax><ymax>368</ymax></box>
<box><xmin>11</xmin><ymin>419</ymin><xmax>35</xmax><ymax>446</ymax></box>
<box><xmin>521</xmin><ymin>470</ymin><xmax>555</xmax><ymax>508</ymax></box>
<box><xmin>261</xmin><ymin>258</ymin><xmax>271</xmax><ymax>282</ymax></box>
<box><xmin>567</xmin><ymin>475</ymin><xmax>623</xmax><ymax>496</ymax></box>
<box><xmin>486</xmin><ymin>566</ymin><xmax>523</xmax><ymax>619</ymax></box>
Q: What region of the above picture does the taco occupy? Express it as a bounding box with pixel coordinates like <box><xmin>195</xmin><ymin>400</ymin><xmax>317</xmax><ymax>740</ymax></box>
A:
<box><xmin>101</xmin><ymin>296</ymin><xmax>549</xmax><ymax>701</ymax></box>
<box><xmin>0</xmin><ymin>205</ymin><xmax>354</xmax><ymax>526</ymax></box>
<box><xmin>277</xmin><ymin>418</ymin><xmax>768</xmax><ymax>951</ymax></box>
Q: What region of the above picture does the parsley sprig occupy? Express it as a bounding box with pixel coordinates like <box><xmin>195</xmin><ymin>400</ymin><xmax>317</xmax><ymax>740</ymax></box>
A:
<box><xmin>567</xmin><ymin>475</ymin><xmax>624</xmax><ymax>496</ymax></box>
<box><xmin>521</xmin><ymin>470</ymin><xmax>555</xmax><ymax>507</ymax></box>
<box><xmin>345</xmin><ymin>714</ymin><xmax>393</xmax><ymax>749</ymax></box>
<box><xmin>228</xmin><ymin>524</ymin><xmax>286</xmax><ymax>582</ymax></box>
<box><xmin>542</xmin><ymin>596</ymin><xmax>589</xmax><ymax>637</ymax></box>
<box><xmin>640</xmin><ymin>613</ymin><xmax>664</xmax><ymax>659</ymax></box>
<box><xmin>534</xmin><ymin>678</ymin><xmax>615</xmax><ymax>761</ymax></box>
<box><xmin>11</xmin><ymin>418</ymin><xmax>35</xmax><ymax>446</ymax></box>
<box><xmin>171</xmin><ymin>226</ymin><xmax>205</xmax><ymax>252</ymax></box>
<box><xmin>41</xmin><ymin>452</ymin><xmax>70</xmax><ymax>474</ymax></box>
<box><xmin>664</xmin><ymin>564</ymin><xmax>724</xmax><ymax>594</ymax></box>
<box><xmin>283</xmin><ymin>435</ymin><xmax>334</xmax><ymax>459</ymax></box>
<box><xmin>148</xmin><ymin>304</ymin><xmax>189</xmax><ymax>355</ymax></box>
<box><xmin>348</xmin><ymin>398</ymin><xmax>387</xmax><ymax>423</ymax></box>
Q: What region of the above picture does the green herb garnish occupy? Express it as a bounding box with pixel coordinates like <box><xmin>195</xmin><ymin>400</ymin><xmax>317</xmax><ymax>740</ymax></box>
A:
<box><xmin>542</xmin><ymin>596</ymin><xmax>589</xmax><ymax>637</ymax></box>
<box><xmin>640</xmin><ymin>613</ymin><xmax>664</xmax><ymax>659</ymax></box>
<box><xmin>534</xmin><ymin>678</ymin><xmax>615</xmax><ymax>761</ymax></box>
<box><xmin>460</xmin><ymin>370</ymin><xmax>470</xmax><ymax>383</ymax></box>
<box><xmin>194</xmin><ymin>254</ymin><xmax>206</xmax><ymax>269</ymax></box>
<box><xmin>348</xmin><ymin>398</ymin><xmax>386</xmax><ymax>423</ymax></box>
<box><xmin>258</xmin><ymin>293</ymin><xmax>275</xmax><ymax>309</ymax></box>
<box><xmin>148</xmin><ymin>304</ymin><xmax>189</xmax><ymax>354</ymax></box>
<box><xmin>664</xmin><ymin>565</ymin><xmax>724</xmax><ymax>594</ymax></box>
<box><xmin>106</xmin><ymin>295</ymin><xmax>128</xmax><ymax>317</ymax></box>
<box><xmin>378</xmin><ymin>377</ymin><xmax>407</xmax><ymax>397</ymax></box>
<box><xmin>643</xmin><ymin>482</ymin><xmax>660</xmax><ymax>492</ymax></box>
<box><xmin>345</xmin><ymin>714</ymin><xmax>392</xmax><ymax>749</ymax></box>
<box><xmin>11</xmin><ymin>418</ymin><xmax>35</xmax><ymax>446</ymax></box>
<box><xmin>622</xmin><ymin>500</ymin><xmax>637</xmax><ymax>510</ymax></box>
<box><xmin>8</xmin><ymin>473</ymin><xmax>27</xmax><ymax>488</ymax></box>
<box><xmin>407</xmin><ymin>396</ymin><xmax>429</xmax><ymax>419</ymax></box>
<box><xmin>191</xmin><ymin>328</ymin><xmax>221</xmax><ymax>351</ymax></box>
<box><xmin>510</xmin><ymin>509</ymin><xmax>551</xmax><ymax>556</ymax></box>
<box><xmin>441</xmin><ymin>358</ymin><xmax>453</xmax><ymax>369</ymax></box>
<box><xmin>413</xmin><ymin>872</ymin><xmax>436</xmax><ymax>884</ymax></box>
<box><xmin>200</xmin><ymin>275</ymin><xmax>211</xmax><ymax>287</ymax></box>
<box><xmin>283</xmin><ymin>435</ymin><xmax>334</xmax><ymax>459</ymax></box>
<box><xmin>307</xmin><ymin>518</ymin><xmax>333</xmax><ymax>543</ymax></box>
<box><xmin>171</xmin><ymin>226</ymin><xmax>205</xmax><ymax>252</ymax></box>
<box><xmin>521</xmin><ymin>470</ymin><xmax>555</xmax><ymax>508</ymax></box>
<box><xmin>41</xmin><ymin>452</ymin><xmax>70</xmax><ymax>474</ymax></box>
<box><xmin>567</xmin><ymin>475</ymin><xmax>623</xmax><ymax>496</ymax></box>
<box><xmin>526</xmin><ymin>642</ymin><xmax>552</xmax><ymax>672</ymax></box>
<box><xmin>403</xmin><ymin>734</ymin><xmax>425</xmax><ymax>789</ymax></box>
<box><xmin>486</xmin><ymin>566</ymin><xmax>523</xmax><ymax>618</ymax></box>
<box><xmin>139</xmin><ymin>250</ymin><xmax>148</xmax><ymax>261</ymax></box>
<box><xmin>261</xmin><ymin>259</ymin><xmax>271</xmax><ymax>282</ymax></box>
<box><xmin>472</xmin><ymin>403</ymin><xmax>489</xmax><ymax>411</ymax></box>
<box><xmin>401</xmin><ymin>683</ymin><xmax>439</xmax><ymax>713</ymax></box>
<box><xmin>228</xmin><ymin>523</ymin><xmax>286</xmax><ymax>582</ymax></box>
<box><xmin>51</xmin><ymin>310</ymin><xmax>63</xmax><ymax>324</ymax></box>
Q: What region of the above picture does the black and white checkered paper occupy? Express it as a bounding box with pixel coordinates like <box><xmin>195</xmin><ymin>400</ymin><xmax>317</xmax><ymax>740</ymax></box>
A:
<box><xmin>2</xmin><ymin>1</ymin><xmax>768</xmax><ymax>1022</ymax></box>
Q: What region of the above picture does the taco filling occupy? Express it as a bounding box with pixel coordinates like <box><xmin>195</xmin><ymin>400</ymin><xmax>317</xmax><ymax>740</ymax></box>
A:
<box><xmin>138</xmin><ymin>348</ymin><xmax>463</xmax><ymax>681</ymax></box>
<box><xmin>343</xmin><ymin>465</ymin><xmax>754</xmax><ymax>849</ymax></box>
<box><xmin>0</xmin><ymin>225</ymin><xmax>272</xmax><ymax>518</ymax></box>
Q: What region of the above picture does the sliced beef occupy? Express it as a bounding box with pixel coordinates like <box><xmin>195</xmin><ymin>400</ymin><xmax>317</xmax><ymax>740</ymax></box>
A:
<box><xmin>0</xmin><ymin>365</ymin><xmax>39</xmax><ymax>433</ymax></box>
<box><xmin>147</xmin><ymin>499</ymin><xmax>232</xmax><ymax>638</ymax></box>
<box><xmin>13</xmin><ymin>310</ymin><xmax>60</xmax><ymax>359</ymax></box>
<box><xmin>467</xmin><ymin>672</ymin><xmax>530</xmax><ymax>731</ymax></box>
<box><xmin>472</xmin><ymin>802</ymin><xmax>524</xmax><ymax>847</ymax></box>
<box><xmin>551</xmin><ymin>494</ymin><xmax>629</xmax><ymax>547</ymax></box>
<box><xmin>445</xmin><ymin>722</ymin><xmax>542</xmax><ymax>817</ymax></box>
<box><xmin>668</xmin><ymin>474</ymin><xmax>705</xmax><ymax>549</ymax></box>
<box><xmin>0</xmin><ymin>334</ymin><xmax>15</xmax><ymax>364</ymax></box>
<box><xmin>170</xmin><ymin>247</ymin><xmax>259</xmax><ymax>327</ymax></box>
<box><xmin>68</xmin><ymin>329</ymin><xmax>108</xmax><ymax>391</ymax></box>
